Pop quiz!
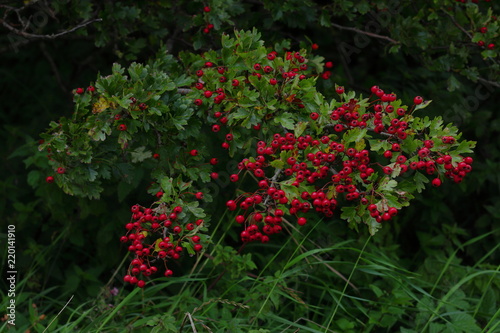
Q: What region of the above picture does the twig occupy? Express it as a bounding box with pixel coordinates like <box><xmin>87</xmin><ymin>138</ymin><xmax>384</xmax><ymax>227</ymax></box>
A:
<box><xmin>441</xmin><ymin>9</ymin><xmax>473</xmax><ymax>40</ymax></box>
<box><xmin>330</xmin><ymin>22</ymin><xmax>399</xmax><ymax>44</ymax></box>
<box><xmin>39</xmin><ymin>42</ymin><xmax>67</xmax><ymax>92</ymax></box>
<box><xmin>0</xmin><ymin>16</ymin><xmax>102</xmax><ymax>40</ymax></box>
<box><xmin>42</xmin><ymin>295</ymin><xmax>74</xmax><ymax>333</ymax></box>
<box><xmin>477</xmin><ymin>77</ymin><xmax>500</xmax><ymax>89</ymax></box>
<box><xmin>177</xmin><ymin>88</ymin><xmax>192</xmax><ymax>95</ymax></box>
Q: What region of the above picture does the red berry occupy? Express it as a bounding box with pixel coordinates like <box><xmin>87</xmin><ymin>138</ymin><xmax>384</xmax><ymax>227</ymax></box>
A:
<box><xmin>195</xmin><ymin>192</ymin><xmax>204</xmax><ymax>200</ymax></box>
<box><xmin>194</xmin><ymin>244</ymin><xmax>203</xmax><ymax>252</ymax></box>
<box><xmin>45</xmin><ymin>176</ymin><xmax>54</xmax><ymax>183</ymax></box>
<box><xmin>269</xmin><ymin>78</ymin><xmax>277</xmax><ymax>85</ymax></box>
<box><xmin>118</xmin><ymin>124</ymin><xmax>127</xmax><ymax>131</ymax></box>
<box><xmin>212</xmin><ymin>124</ymin><xmax>220</xmax><ymax>132</ymax></box>
<box><xmin>75</xmin><ymin>88</ymin><xmax>84</xmax><ymax>94</ymax></box>
<box><xmin>431</xmin><ymin>178</ymin><xmax>442</xmax><ymax>187</ymax></box>
<box><xmin>203</xmin><ymin>6</ymin><xmax>210</xmax><ymax>12</ymax></box>
<box><xmin>312</xmin><ymin>43</ymin><xmax>319</xmax><ymax>50</ymax></box>
<box><xmin>156</xmin><ymin>191</ymin><xmax>164</xmax><ymax>198</ymax></box>
<box><xmin>230</xmin><ymin>174</ymin><xmax>239</xmax><ymax>182</ymax></box>
<box><xmin>210</xmin><ymin>158</ymin><xmax>218</xmax><ymax>165</ymax></box>
<box><xmin>336</xmin><ymin>86</ymin><xmax>344</xmax><ymax>94</ymax></box>
<box><xmin>232</xmin><ymin>79</ymin><xmax>239</xmax><ymax>87</ymax></box>
<box><xmin>325</xmin><ymin>61</ymin><xmax>333</xmax><ymax>68</ymax></box>
<box><xmin>413</xmin><ymin>96</ymin><xmax>423</xmax><ymax>105</ymax></box>
<box><xmin>204</xmin><ymin>90</ymin><xmax>213</xmax><ymax>98</ymax></box>
<box><xmin>480</xmin><ymin>27</ymin><xmax>488</xmax><ymax>33</ymax></box>
<box><xmin>297</xmin><ymin>217</ymin><xmax>307</xmax><ymax>226</ymax></box>
<box><xmin>487</xmin><ymin>43</ymin><xmax>495</xmax><ymax>50</ymax></box>
<box><xmin>267</xmin><ymin>53</ymin><xmax>276</xmax><ymax>60</ymax></box>
<box><xmin>211</xmin><ymin>172</ymin><xmax>219</xmax><ymax>180</ymax></box>
<box><xmin>194</xmin><ymin>99</ymin><xmax>203</xmax><ymax>106</ymax></box>
<box><xmin>310</xmin><ymin>112</ymin><xmax>319</xmax><ymax>120</ymax></box>
<box><xmin>137</xmin><ymin>280</ymin><xmax>146</xmax><ymax>288</ymax></box>
<box><xmin>189</xmin><ymin>149</ymin><xmax>198</xmax><ymax>156</ymax></box>
<box><xmin>86</xmin><ymin>86</ymin><xmax>95</xmax><ymax>92</ymax></box>
<box><xmin>253</xmin><ymin>63</ymin><xmax>261</xmax><ymax>71</ymax></box>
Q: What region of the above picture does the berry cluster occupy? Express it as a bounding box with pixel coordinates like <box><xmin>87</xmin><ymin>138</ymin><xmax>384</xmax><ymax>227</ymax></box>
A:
<box><xmin>191</xmin><ymin>49</ymin><xmax>332</xmax><ymax>145</ymax></box>
<box><xmin>223</xmin><ymin>85</ymin><xmax>474</xmax><ymax>241</ymax></box>
<box><xmin>74</xmin><ymin>86</ymin><xmax>95</xmax><ymax>95</ymax></box>
<box><xmin>120</xmin><ymin>203</ymin><xmax>205</xmax><ymax>288</ymax></box>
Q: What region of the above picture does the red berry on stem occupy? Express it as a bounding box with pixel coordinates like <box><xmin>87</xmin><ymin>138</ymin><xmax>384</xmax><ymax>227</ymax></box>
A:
<box><xmin>413</xmin><ymin>96</ymin><xmax>423</xmax><ymax>105</ymax></box>
<box><xmin>432</xmin><ymin>178</ymin><xmax>442</xmax><ymax>187</ymax></box>
<box><xmin>297</xmin><ymin>217</ymin><xmax>307</xmax><ymax>226</ymax></box>
<box><xmin>46</xmin><ymin>176</ymin><xmax>54</xmax><ymax>183</ymax></box>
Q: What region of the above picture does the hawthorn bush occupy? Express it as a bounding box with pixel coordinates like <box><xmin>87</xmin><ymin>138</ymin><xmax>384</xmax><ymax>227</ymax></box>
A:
<box><xmin>1</xmin><ymin>1</ymin><xmax>499</xmax><ymax>332</ymax></box>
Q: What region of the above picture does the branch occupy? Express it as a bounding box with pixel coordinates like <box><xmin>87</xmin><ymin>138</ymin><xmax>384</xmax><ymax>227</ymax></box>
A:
<box><xmin>477</xmin><ymin>77</ymin><xmax>500</xmax><ymax>89</ymax></box>
<box><xmin>177</xmin><ymin>88</ymin><xmax>192</xmax><ymax>95</ymax></box>
<box><xmin>330</xmin><ymin>22</ymin><xmax>399</xmax><ymax>44</ymax></box>
<box><xmin>39</xmin><ymin>42</ymin><xmax>67</xmax><ymax>92</ymax></box>
<box><xmin>441</xmin><ymin>9</ymin><xmax>473</xmax><ymax>40</ymax></box>
<box><xmin>0</xmin><ymin>17</ymin><xmax>102</xmax><ymax>40</ymax></box>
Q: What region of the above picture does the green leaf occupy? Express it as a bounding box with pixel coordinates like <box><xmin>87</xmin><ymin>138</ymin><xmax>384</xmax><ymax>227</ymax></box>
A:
<box><xmin>447</xmin><ymin>75</ymin><xmax>461</xmax><ymax>92</ymax></box>
<box><xmin>294</xmin><ymin>122</ymin><xmax>308</xmax><ymax>138</ymax></box>
<box><xmin>367</xmin><ymin>216</ymin><xmax>381</xmax><ymax>236</ymax></box>
<box><xmin>414</xmin><ymin>100</ymin><xmax>432</xmax><ymax>112</ymax></box>
<box><xmin>414</xmin><ymin>172</ymin><xmax>429</xmax><ymax>193</ymax></box>
<box><xmin>273</xmin><ymin>112</ymin><xmax>295</xmax><ymax>130</ymax></box>
<box><xmin>160</xmin><ymin>177</ymin><xmax>175</xmax><ymax>197</ymax></box>
<box><xmin>131</xmin><ymin>146</ymin><xmax>152</xmax><ymax>163</ymax></box>
<box><xmin>453</xmin><ymin>140</ymin><xmax>476</xmax><ymax>155</ymax></box>
<box><xmin>343</xmin><ymin>127</ymin><xmax>368</xmax><ymax>144</ymax></box>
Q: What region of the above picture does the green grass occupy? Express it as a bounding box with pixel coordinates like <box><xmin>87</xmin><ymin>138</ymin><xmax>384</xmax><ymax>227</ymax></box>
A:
<box><xmin>2</xmin><ymin>217</ymin><xmax>499</xmax><ymax>333</ymax></box>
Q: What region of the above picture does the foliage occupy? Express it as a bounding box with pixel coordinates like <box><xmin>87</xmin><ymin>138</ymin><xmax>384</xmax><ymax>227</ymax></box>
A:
<box><xmin>0</xmin><ymin>1</ymin><xmax>499</xmax><ymax>332</ymax></box>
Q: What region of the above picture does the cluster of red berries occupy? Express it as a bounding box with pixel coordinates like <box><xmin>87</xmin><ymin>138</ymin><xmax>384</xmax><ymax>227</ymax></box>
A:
<box><xmin>225</xmin><ymin>130</ymin><xmax>397</xmax><ymax>242</ymax></box>
<box><xmin>74</xmin><ymin>86</ymin><xmax>95</xmax><ymax>95</ymax></box>
<box><xmin>201</xmin><ymin>6</ymin><xmax>215</xmax><ymax>34</ymax></box>
<box><xmin>191</xmin><ymin>49</ymin><xmax>331</xmax><ymax>108</ymax></box>
<box><xmin>113</xmin><ymin>97</ymin><xmax>150</xmax><ymax>132</ymax></box>
<box><xmin>120</xmin><ymin>203</ymin><xmax>204</xmax><ymax>288</ymax></box>
<box><xmin>222</xmin><ymin>85</ymin><xmax>474</xmax><ymax>241</ymax></box>
<box><xmin>476</xmin><ymin>25</ymin><xmax>495</xmax><ymax>50</ymax></box>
